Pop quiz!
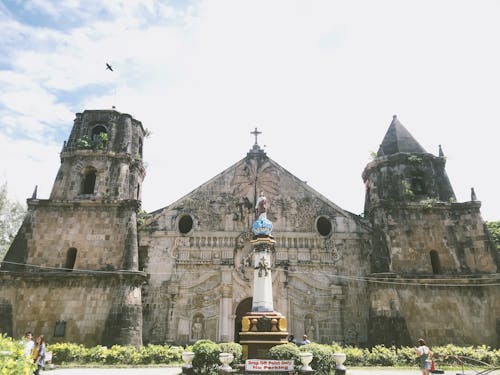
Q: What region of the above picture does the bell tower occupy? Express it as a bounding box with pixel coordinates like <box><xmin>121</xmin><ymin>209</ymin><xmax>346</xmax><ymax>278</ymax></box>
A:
<box><xmin>2</xmin><ymin>109</ymin><xmax>147</xmax><ymax>346</ymax></box>
<box><xmin>362</xmin><ymin>115</ymin><xmax>497</xmax><ymax>275</ymax></box>
<box><xmin>51</xmin><ymin>110</ymin><xmax>145</xmax><ymax>203</ymax></box>
<box><xmin>363</xmin><ymin>115</ymin><xmax>455</xmax><ymax>215</ymax></box>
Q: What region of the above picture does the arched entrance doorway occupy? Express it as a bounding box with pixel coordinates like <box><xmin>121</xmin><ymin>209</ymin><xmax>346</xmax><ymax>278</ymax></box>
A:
<box><xmin>234</xmin><ymin>297</ymin><xmax>252</xmax><ymax>343</ymax></box>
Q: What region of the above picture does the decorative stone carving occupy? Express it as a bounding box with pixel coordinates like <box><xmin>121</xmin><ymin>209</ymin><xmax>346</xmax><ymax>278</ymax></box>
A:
<box><xmin>235</xmin><ymin>231</ymin><xmax>253</xmax><ymax>281</ymax></box>
<box><xmin>304</xmin><ymin>315</ymin><xmax>315</xmax><ymax>341</ymax></box>
<box><xmin>323</xmin><ymin>238</ymin><xmax>341</xmax><ymax>261</ymax></box>
<box><xmin>231</xmin><ymin>159</ymin><xmax>280</xmax><ymax>203</ymax></box>
<box><xmin>191</xmin><ymin>314</ymin><xmax>204</xmax><ymax>341</ymax></box>
<box><xmin>257</xmin><ymin>256</ymin><xmax>270</xmax><ymax>277</ymax></box>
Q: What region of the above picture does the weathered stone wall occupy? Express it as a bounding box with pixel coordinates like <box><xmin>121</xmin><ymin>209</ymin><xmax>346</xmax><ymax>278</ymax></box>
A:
<box><xmin>363</xmin><ymin>153</ymin><xmax>455</xmax><ymax>208</ymax></box>
<box><xmin>50</xmin><ymin>151</ymin><xmax>143</xmax><ymax>201</ymax></box>
<box><xmin>371</xmin><ymin>203</ymin><xmax>497</xmax><ymax>274</ymax></box>
<box><xmin>369</xmin><ymin>277</ymin><xmax>500</xmax><ymax>346</ymax></box>
<box><xmin>0</xmin><ymin>273</ymin><xmax>136</xmax><ymax>346</ymax></box>
<box><xmin>14</xmin><ymin>201</ymin><xmax>138</xmax><ymax>271</ymax></box>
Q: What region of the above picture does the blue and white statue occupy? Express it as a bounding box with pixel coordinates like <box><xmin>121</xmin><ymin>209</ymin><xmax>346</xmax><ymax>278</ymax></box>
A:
<box><xmin>251</xmin><ymin>192</ymin><xmax>275</xmax><ymax>312</ymax></box>
<box><xmin>252</xmin><ymin>192</ymin><xmax>273</xmax><ymax>237</ymax></box>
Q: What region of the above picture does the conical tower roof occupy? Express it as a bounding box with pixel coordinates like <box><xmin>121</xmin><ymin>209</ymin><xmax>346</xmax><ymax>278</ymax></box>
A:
<box><xmin>377</xmin><ymin>115</ymin><xmax>426</xmax><ymax>156</ymax></box>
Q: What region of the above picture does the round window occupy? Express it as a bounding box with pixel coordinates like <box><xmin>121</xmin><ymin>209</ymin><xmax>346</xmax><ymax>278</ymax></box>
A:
<box><xmin>178</xmin><ymin>214</ymin><xmax>193</xmax><ymax>234</ymax></box>
<box><xmin>316</xmin><ymin>216</ymin><xmax>332</xmax><ymax>237</ymax></box>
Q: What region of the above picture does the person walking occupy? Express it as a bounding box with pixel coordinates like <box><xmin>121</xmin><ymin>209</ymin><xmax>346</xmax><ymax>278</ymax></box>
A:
<box><xmin>33</xmin><ymin>334</ymin><xmax>46</xmax><ymax>375</ymax></box>
<box><xmin>415</xmin><ymin>338</ymin><xmax>432</xmax><ymax>375</ymax></box>
<box><xmin>22</xmin><ymin>331</ymin><xmax>35</xmax><ymax>357</ymax></box>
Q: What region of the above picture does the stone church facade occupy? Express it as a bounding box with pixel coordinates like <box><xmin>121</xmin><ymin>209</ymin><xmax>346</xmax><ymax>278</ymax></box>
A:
<box><xmin>0</xmin><ymin>109</ymin><xmax>498</xmax><ymax>348</ymax></box>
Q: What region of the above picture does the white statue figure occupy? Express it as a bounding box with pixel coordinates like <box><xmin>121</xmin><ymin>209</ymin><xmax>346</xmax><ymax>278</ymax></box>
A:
<box><xmin>191</xmin><ymin>315</ymin><xmax>204</xmax><ymax>341</ymax></box>
<box><xmin>256</xmin><ymin>192</ymin><xmax>268</xmax><ymax>219</ymax></box>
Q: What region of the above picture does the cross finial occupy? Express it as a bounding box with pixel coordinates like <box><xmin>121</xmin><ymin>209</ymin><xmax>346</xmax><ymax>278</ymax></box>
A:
<box><xmin>251</xmin><ymin>127</ymin><xmax>262</xmax><ymax>146</ymax></box>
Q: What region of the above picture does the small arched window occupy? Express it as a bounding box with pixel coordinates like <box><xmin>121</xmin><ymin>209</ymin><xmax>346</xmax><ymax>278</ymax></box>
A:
<box><xmin>81</xmin><ymin>167</ymin><xmax>97</xmax><ymax>194</ymax></box>
<box><xmin>65</xmin><ymin>248</ymin><xmax>77</xmax><ymax>271</ymax></box>
<box><xmin>411</xmin><ymin>177</ymin><xmax>425</xmax><ymax>195</ymax></box>
<box><xmin>91</xmin><ymin>125</ymin><xmax>107</xmax><ymax>140</ymax></box>
<box><xmin>91</xmin><ymin>125</ymin><xmax>108</xmax><ymax>149</ymax></box>
<box><xmin>430</xmin><ymin>250</ymin><xmax>441</xmax><ymax>274</ymax></box>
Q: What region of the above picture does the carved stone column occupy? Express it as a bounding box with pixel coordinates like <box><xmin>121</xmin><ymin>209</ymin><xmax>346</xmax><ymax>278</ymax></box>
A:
<box><xmin>220</xmin><ymin>283</ymin><xmax>232</xmax><ymax>342</ymax></box>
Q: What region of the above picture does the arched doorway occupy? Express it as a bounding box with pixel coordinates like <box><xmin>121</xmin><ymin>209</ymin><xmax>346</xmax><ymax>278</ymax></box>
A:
<box><xmin>234</xmin><ymin>297</ymin><xmax>252</xmax><ymax>343</ymax></box>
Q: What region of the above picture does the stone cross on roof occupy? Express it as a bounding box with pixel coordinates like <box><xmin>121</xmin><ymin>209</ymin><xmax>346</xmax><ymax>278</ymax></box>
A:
<box><xmin>251</xmin><ymin>127</ymin><xmax>262</xmax><ymax>146</ymax></box>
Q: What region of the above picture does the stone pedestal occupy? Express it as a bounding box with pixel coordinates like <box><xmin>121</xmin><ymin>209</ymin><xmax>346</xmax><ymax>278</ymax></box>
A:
<box><xmin>239</xmin><ymin>311</ymin><xmax>288</xmax><ymax>359</ymax></box>
<box><xmin>242</xmin><ymin>247</ymin><xmax>289</xmax><ymax>360</ymax></box>
<box><xmin>240</xmin><ymin>311</ymin><xmax>288</xmax><ymax>359</ymax></box>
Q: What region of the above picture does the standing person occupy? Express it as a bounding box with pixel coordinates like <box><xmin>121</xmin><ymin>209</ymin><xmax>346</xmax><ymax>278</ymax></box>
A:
<box><xmin>415</xmin><ymin>338</ymin><xmax>432</xmax><ymax>375</ymax></box>
<box><xmin>33</xmin><ymin>334</ymin><xmax>46</xmax><ymax>375</ymax></box>
<box><xmin>302</xmin><ymin>334</ymin><xmax>311</xmax><ymax>344</ymax></box>
<box><xmin>22</xmin><ymin>331</ymin><xmax>35</xmax><ymax>357</ymax></box>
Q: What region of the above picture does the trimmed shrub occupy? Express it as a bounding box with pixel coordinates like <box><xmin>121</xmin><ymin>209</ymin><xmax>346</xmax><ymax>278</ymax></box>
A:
<box><xmin>300</xmin><ymin>342</ymin><xmax>334</xmax><ymax>374</ymax></box>
<box><xmin>192</xmin><ymin>339</ymin><xmax>220</xmax><ymax>374</ymax></box>
<box><xmin>269</xmin><ymin>342</ymin><xmax>301</xmax><ymax>362</ymax></box>
<box><xmin>139</xmin><ymin>344</ymin><xmax>183</xmax><ymax>364</ymax></box>
<box><xmin>47</xmin><ymin>342</ymin><xmax>183</xmax><ymax>365</ymax></box>
<box><xmin>218</xmin><ymin>342</ymin><xmax>243</xmax><ymax>365</ymax></box>
<box><xmin>81</xmin><ymin>345</ymin><xmax>109</xmax><ymax>364</ymax></box>
<box><xmin>269</xmin><ymin>343</ymin><xmax>301</xmax><ymax>373</ymax></box>
<box><xmin>330</xmin><ymin>341</ymin><xmax>343</xmax><ymax>353</ymax></box>
<box><xmin>396</xmin><ymin>345</ymin><xmax>417</xmax><ymax>366</ymax></box>
<box><xmin>343</xmin><ymin>345</ymin><xmax>368</xmax><ymax>366</ymax></box>
<box><xmin>47</xmin><ymin>342</ymin><xmax>86</xmax><ymax>363</ymax></box>
<box><xmin>105</xmin><ymin>345</ymin><xmax>139</xmax><ymax>365</ymax></box>
<box><xmin>366</xmin><ymin>345</ymin><xmax>397</xmax><ymax>366</ymax></box>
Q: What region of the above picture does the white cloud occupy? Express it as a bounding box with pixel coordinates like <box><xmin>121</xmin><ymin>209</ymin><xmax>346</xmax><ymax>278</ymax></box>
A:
<box><xmin>0</xmin><ymin>132</ymin><xmax>60</xmax><ymax>205</ymax></box>
<box><xmin>0</xmin><ymin>71</ymin><xmax>74</xmax><ymax>138</ymax></box>
<box><xmin>1</xmin><ymin>0</ymin><xmax>499</xmax><ymax>222</ymax></box>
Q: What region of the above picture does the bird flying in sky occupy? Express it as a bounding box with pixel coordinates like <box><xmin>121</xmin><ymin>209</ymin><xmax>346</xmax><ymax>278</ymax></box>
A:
<box><xmin>106</xmin><ymin>63</ymin><xmax>113</xmax><ymax>71</ymax></box>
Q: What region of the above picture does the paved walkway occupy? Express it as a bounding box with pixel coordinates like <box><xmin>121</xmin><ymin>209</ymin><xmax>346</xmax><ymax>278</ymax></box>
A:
<box><xmin>45</xmin><ymin>366</ymin><xmax>431</xmax><ymax>375</ymax></box>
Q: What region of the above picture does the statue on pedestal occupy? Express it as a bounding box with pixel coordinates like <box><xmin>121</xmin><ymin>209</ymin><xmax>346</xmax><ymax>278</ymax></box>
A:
<box><xmin>239</xmin><ymin>191</ymin><xmax>288</xmax><ymax>359</ymax></box>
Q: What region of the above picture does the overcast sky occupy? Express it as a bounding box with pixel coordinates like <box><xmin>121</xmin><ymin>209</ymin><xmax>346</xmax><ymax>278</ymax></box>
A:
<box><xmin>0</xmin><ymin>0</ymin><xmax>498</xmax><ymax>221</ymax></box>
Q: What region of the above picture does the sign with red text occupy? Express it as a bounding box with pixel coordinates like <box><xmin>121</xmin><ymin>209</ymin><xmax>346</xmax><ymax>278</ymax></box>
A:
<box><xmin>245</xmin><ymin>359</ymin><xmax>295</xmax><ymax>372</ymax></box>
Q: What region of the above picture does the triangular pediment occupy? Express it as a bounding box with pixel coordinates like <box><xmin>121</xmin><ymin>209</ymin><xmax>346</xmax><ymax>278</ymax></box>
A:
<box><xmin>145</xmin><ymin>152</ymin><xmax>367</xmax><ymax>234</ymax></box>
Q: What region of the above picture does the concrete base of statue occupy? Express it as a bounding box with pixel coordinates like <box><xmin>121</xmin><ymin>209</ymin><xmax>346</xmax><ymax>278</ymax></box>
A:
<box><xmin>239</xmin><ymin>311</ymin><xmax>288</xmax><ymax>359</ymax></box>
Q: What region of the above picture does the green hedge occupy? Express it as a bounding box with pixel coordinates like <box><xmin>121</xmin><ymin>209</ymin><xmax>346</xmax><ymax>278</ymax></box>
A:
<box><xmin>42</xmin><ymin>340</ymin><xmax>500</xmax><ymax>370</ymax></box>
<box><xmin>46</xmin><ymin>342</ymin><xmax>183</xmax><ymax>365</ymax></box>
<box><xmin>340</xmin><ymin>343</ymin><xmax>500</xmax><ymax>367</ymax></box>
